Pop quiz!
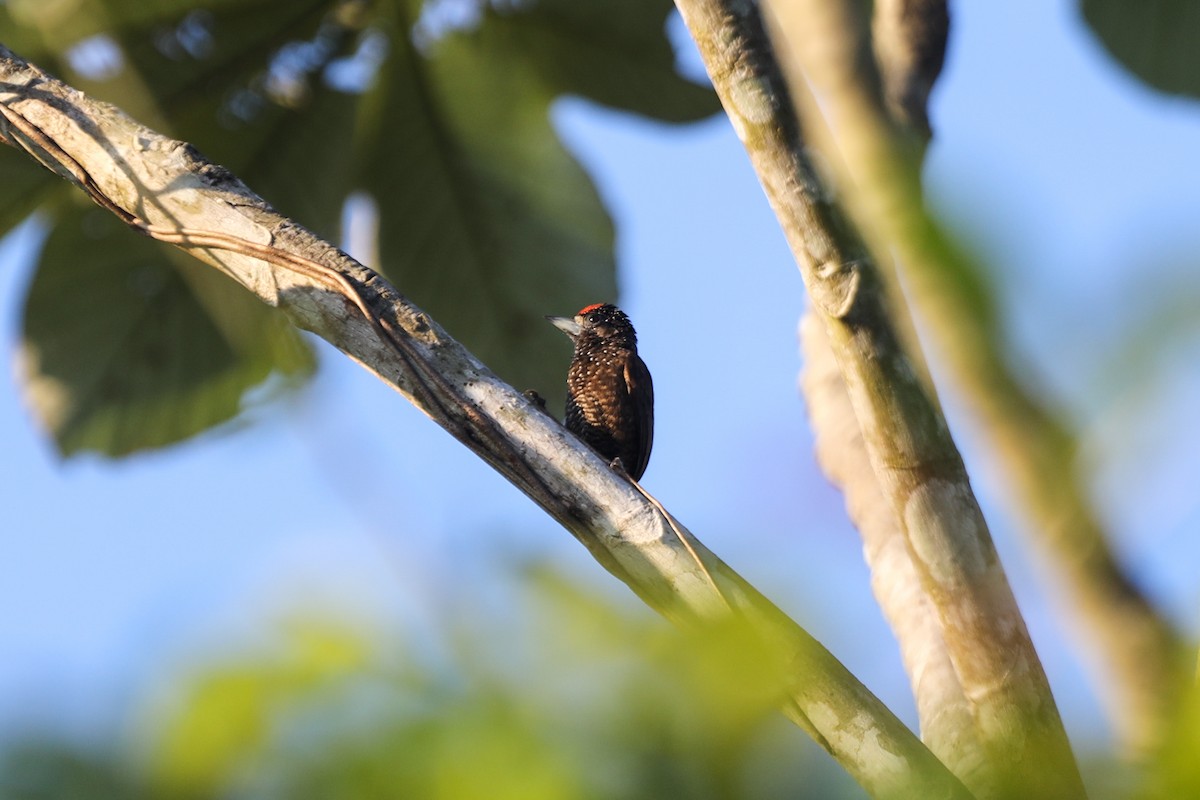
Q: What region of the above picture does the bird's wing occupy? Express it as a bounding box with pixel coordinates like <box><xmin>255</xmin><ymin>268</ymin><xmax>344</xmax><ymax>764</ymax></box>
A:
<box><xmin>623</xmin><ymin>353</ymin><xmax>655</xmax><ymax>480</ymax></box>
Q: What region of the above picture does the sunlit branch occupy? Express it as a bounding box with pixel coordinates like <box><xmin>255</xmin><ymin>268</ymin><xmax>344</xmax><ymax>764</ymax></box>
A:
<box><xmin>766</xmin><ymin>0</ymin><xmax>1186</xmax><ymax>757</ymax></box>
<box><xmin>672</xmin><ymin>1</ymin><xmax>1085</xmax><ymax>796</ymax></box>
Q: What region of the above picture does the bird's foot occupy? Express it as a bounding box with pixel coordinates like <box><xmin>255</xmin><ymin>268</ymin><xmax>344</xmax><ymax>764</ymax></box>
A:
<box><xmin>608</xmin><ymin>457</ymin><xmax>631</xmax><ymax>478</ymax></box>
<box><xmin>523</xmin><ymin>389</ymin><xmax>549</xmax><ymax>413</ymax></box>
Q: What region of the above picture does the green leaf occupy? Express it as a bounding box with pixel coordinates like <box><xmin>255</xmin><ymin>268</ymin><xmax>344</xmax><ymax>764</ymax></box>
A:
<box><xmin>146</xmin><ymin>620</ymin><xmax>374</xmax><ymax>796</ymax></box>
<box><xmin>169</xmin><ymin>78</ymin><xmax>362</xmax><ymax>244</ymax></box>
<box><xmin>3</xmin><ymin>0</ymin><xmax>268</xmax><ymax>54</ymax></box>
<box><xmin>0</xmin><ymin>0</ymin><xmax>341</xmax><ymax>240</ymax></box>
<box><xmin>105</xmin><ymin>0</ymin><xmax>352</xmax><ymax>237</ymax></box>
<box><xmin>483</xmin><ymin>0</ymin><xmax>719</xmax><ymax>122</ymax></box>
<box><xmin>20</xmin><ymin>203</ymin><xmax>314</xmax><ymax>456</ymax></box>
<box><xmin>358</xmin><ymin>9</ymin><xmax>617</xmax><ymax>401</ymax></box>
<box><xmin>10</xmin><ymin>1</ymin><xmax>345</xmax><ymax>456</ymax></box>
<box><xmin>0</xmin><ymin>740</ymin><xmax>144</xmax><ymax>800</ymax></box>
<box><xmin>1082</xmin><ymin>0</ymin><xmax>1200</xmax><ymax>98</ymax></box>
<box><xmin>0</xmin><ymin>147</ymin><xmax>57</xmax><ymax>237</ymax></box>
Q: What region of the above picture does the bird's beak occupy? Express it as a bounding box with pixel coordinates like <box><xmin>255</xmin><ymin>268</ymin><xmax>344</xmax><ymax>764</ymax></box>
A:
<box><xmin>546</xmin><ymin>315</ymin><xmax>581</xmax><ymax>339</ymax></box>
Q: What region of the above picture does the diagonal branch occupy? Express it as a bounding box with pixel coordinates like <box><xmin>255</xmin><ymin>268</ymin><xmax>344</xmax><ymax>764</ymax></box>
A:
<box><xmin>800</xmin><ymin>317</ymin><xmax>989</xmax><ymax>793</ymax></box>
<box><xmin>767</xmin><ymin>0</ymin><xmax>1186</xmax><ymax>757</ymax></box>
<box><xmin>0</xmin><ymin>45</ymin><xmax>972</xmax><ymax>800</ymax></box>
<box><xmin>788</xmin><ymin>2</ymin><xmax>1000</xmax><ymax>790</ymax></box>
<box><xmin>791</xmin><ymin>0</ymin><xmax>978</xmax><ymax>783</ymax></box>
<box><xmin>672</xmin><ymin>1</ymin><xmax>1085</xmax><ymax>796</ymax></box>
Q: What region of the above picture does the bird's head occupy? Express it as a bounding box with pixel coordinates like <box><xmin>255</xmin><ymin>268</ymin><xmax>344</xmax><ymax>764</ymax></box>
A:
<box><xmin>546</xmin><ymin>303</ymin><xmax>638</xmax><ymax>346</ymax></box>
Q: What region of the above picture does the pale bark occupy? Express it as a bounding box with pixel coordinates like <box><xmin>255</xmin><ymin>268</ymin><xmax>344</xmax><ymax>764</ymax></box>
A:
<box><xmin>793</xmin><ymin>1</ymin><xmax>978</xmax><ymax>782</ymax></box>
<box><xmin>673</xmin><ymin>1</ymin><xmax>1084</xmax><ymax>796</ymax></box>
<box><xmin>768</xmin><ymin>0</ymin><xmax>1185</xmax><ymax>756</ymax></box>
<box><xmin>800</xmin><ymin>317</ymin><xmax>990</xmax><ymax>794</ymax></box>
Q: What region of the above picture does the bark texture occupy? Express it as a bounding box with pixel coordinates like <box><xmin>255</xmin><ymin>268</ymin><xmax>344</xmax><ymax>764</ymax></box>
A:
<box><xmin>673</xmin><ymin>1</ymin><xmax>1085</xmax><ymax>796</ymax></box>
<box><xmin>770</xmin><ymin>0</ymin><xmax>1184</xmax><ymax>757</ymax></box>
<box><xmin>800</xmin><ymin>317</ymin><xmax>990</xmax><ymax>794</ymax></box>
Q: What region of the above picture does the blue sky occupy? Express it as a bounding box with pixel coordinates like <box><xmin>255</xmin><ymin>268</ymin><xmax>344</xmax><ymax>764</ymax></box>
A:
<box><xmin>1</xmin><ymin>0</ymin><xmax>1198</xmax><ymax>760</ymax></box>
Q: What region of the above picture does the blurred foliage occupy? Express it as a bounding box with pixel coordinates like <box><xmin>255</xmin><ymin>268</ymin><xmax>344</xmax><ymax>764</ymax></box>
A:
<box><xmin>0</xmin><ymin>0</ymin><xmax>719</xmax><ymax>456</ymax></box>
<box><xmin>1143</xmin><ymin>674</ymin><xmax>1200</xmax><ymax>800</ymax></box>
<box><xmin>20</xmin><ymin>206</ymin><xmax>315</xmax><ymax>455</ymax></box>
<box><xmin>1</xmin><ymin>565</ymin><xmax>1197</xmax><ymax>800</ymax></box>
<box><xmin>0</xmin><ymin>740</ymin><xmax>149</xmax><ymax>800</ymax></box>
<box><xmin>1081</xmin><ymin>0</ymin><xmax>1200</xmax><ymax>99</ymax></box>
<box><xmin>0</xmin><ymin>568</ymin><xmax>865</xmax><ymax>800</ymax></box>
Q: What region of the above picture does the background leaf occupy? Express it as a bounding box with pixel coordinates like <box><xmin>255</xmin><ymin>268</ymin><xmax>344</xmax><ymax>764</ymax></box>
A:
<box><xmin>0</xmin><ymin>153</ymin><xmax>57</xmax><ymax>235</ymax></box>
<box><xmin>358</xmin><ymin>11</ymin><xmax>616</xmax><ymax>402</ymax></box>
<box><xmin>1081</xmin><ymin>0</ymin><xmax>1200</xmax><ymax>98</ymax></box>
<box><xmin>483</xmin><ymin>0</ymin><xmax>719</xmax><ymax>122</ymax></box>
<box><xmin>20</xmin><ymin>203</ymin><xmax>313</xmax><ymax>455</ymax></box>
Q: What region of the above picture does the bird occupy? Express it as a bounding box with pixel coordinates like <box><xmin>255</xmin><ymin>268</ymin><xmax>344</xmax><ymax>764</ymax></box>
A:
<box><xmin>546</xmin><ymin>303</ymin><xmax>654</xmax><ymax>481</ymax></box>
